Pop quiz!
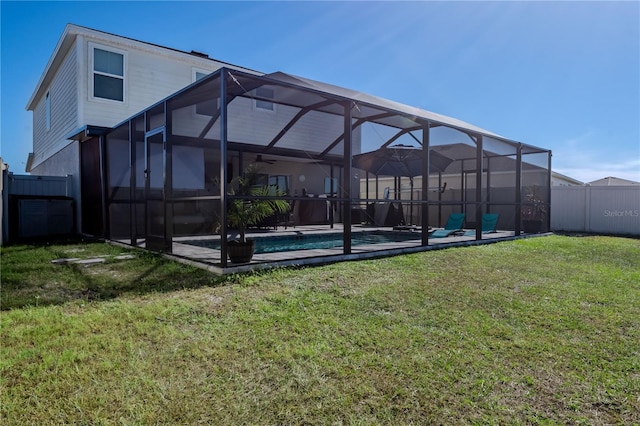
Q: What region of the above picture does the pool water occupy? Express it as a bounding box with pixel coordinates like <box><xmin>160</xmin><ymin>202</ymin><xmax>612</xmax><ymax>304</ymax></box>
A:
<box><xmin>186</xmin><ymin>231</ymin><xmax>420</xmax><ymax>254</ymax></box>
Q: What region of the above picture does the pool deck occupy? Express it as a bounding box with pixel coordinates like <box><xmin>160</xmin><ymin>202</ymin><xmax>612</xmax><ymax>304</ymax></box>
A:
<box><xmin>117</xmin><ymin>225</ymin><xmax>546</xmax><ymax>275</ymax></box>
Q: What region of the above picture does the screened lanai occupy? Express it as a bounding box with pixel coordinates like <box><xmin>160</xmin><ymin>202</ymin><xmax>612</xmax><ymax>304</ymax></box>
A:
<box><xmin>81</xmin><ymin>67</ymin><xmax>551</xmax><ymax>272</ymax></box>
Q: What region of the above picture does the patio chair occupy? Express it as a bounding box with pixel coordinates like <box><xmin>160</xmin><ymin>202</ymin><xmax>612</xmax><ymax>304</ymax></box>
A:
<box><xmin>462</xmin><ymin>213</ymin><xmax>499</xmax><ymax>236</ymax></box>
<box><xmin>430</xmin><ymin>213</ymin><xmax>465</xmax><ymax>238</ymax></box>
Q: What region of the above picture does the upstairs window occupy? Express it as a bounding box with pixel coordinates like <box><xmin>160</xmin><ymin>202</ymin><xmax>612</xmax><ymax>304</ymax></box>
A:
<box><xmin>91</xmin><ymin>44</ymin><xmax>125</xmax><ymax>102</ymax></box>
<box><xmin>255</xmin><ymin>86</ymin><xmax>275</xmax><ymax>111</ymax></box>
<box><xmin>193</xmin><ymin>68</ymin><xmax>217</xmax><ymax>116</ymax></box>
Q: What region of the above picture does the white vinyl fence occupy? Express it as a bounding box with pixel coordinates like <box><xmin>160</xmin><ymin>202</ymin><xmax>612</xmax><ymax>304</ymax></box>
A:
<box><xmin>551</xmin><ymin>186</ymin><xmax>640</xmax><ymax>236</ymax></box>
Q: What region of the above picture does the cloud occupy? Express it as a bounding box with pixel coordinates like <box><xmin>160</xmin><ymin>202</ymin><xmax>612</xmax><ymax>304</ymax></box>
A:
<box><xmin>552</xmin><ymin>130</ymin><xmax>640</xmax><ymax>182</ymax></box>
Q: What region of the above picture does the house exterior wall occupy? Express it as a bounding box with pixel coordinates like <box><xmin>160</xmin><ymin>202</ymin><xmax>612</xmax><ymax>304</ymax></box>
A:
<box><xmin>80</xmin><ymin>37</ymin><xmax>224</xmax><ymax>129</ymax></box>
<box><xmin>31</xmin><ymin>45</ymin><xmax>79</xmax><ymax>171</ymax></box>
<box><xmin>29</xmin><ymin>24</ymin><xmax>259</xmax><ymax>174</ymax></box>
<box><xmin>29</xmin><ymin>141</ymin><xmax>79</xmax><ymax>180</ymax></box>
<box><xmin>225</xmin><ymin>99</ymin><xmax>347</xmax><ymax>155</ymax></box>
<box><xmin>27</xmin><ymin>25</ymin><xmax>263</xmax><ymax>235</ymax></box>
<box><xmin>171</xmin><ymin>94</ymin><xmax>359</xmax><ymax>157</ymax></box>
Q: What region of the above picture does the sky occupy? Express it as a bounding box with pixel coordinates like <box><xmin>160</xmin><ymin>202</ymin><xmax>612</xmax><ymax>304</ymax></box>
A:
<box><xmin>1</xmin><ymin>1</ymin><xmax>639</xmax><ymax>183</ymax></box>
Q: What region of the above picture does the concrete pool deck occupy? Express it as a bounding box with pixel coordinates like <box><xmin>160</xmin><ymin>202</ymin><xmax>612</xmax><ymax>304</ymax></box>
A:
<box><xmin>116</xmin><ymin>225</ymin><xmax>548</xmax><ymax>275</ymax></box>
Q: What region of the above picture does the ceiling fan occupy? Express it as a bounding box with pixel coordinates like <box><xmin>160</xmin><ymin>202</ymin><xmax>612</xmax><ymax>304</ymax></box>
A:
<box><xmin>254</xmin><ymin>154</ymin><xmax>276</xmax><ymax>164</ymax></box>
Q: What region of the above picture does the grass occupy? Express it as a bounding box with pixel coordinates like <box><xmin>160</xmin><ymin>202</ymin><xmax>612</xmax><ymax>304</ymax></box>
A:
<box><xmin>0</xmin><ymin>240</ymin><xmax>228</xmax><ymax>309</ymax></box>
<box><xmin>1</xmin><ymin>235</ymin><xmax>639</xmax><ymax>424</ymax></box>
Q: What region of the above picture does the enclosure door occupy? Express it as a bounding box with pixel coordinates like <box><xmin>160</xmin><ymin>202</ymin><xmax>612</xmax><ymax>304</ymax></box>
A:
<box><xmin>145</xmin><ymin>129</ymin><xmax>171</xmax><ymax>252</ymax></box>
<box><xmin>80</xmin><ymin>137</ymin><xmax>103</xmax><ymax>236</ymax></box>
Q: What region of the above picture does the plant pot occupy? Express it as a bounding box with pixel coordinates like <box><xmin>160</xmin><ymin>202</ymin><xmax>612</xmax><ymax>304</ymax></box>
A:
<box><xmin>523</xmin><ymin>219</ymin><xmax>543</xmax><ymax>234</ymax></box>
<box><xmin>227</xmin><ymin>239</ymin><xmax>256</xmax><ymax>263</ymax></box>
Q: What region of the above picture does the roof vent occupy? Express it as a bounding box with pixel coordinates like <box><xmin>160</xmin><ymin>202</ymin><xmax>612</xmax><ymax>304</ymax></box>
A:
<box><xmin>190</xmin><ymin>50</ymin><xmax>209</xmax><ymax>58</ymax></box>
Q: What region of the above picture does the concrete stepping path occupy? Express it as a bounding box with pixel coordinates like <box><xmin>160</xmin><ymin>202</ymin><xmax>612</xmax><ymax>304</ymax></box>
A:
<box><xmin>51</xmin><ymin>254</ymin><xmax>135</xmax><ymax>265</ymax></box>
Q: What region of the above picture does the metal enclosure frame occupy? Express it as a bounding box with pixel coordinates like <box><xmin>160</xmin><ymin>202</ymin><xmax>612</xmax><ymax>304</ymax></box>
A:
<box><xmin>88</xmin><ymin>67</ymin><xmax>551</xmax><ymax>271</ymax></box>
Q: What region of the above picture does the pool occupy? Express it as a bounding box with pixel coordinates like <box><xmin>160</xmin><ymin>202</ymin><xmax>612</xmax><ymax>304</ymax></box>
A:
<box><xmin>185</xmin><ymin>231</ymin><xmax>420</xmax><ymax>254</ymax></box>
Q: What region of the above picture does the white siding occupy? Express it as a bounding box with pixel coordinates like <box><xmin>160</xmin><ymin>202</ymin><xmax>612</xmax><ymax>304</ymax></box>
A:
<box><xmin>32</xmin><ymin>26</ymin><xmax>362</xmax><ymax>184</ymax></box>
<box><xmin>172</xmin><ymin>97</ymin><xmax>351</xmax><ymax>154</ymax></box>
<box><xmin>32</xmin><ymin>45</ymin><xmax>79</xmax><ymax>169</ymax></box>
<box><xmin>82</xmin><ymin>38</ymin><xmax>222</xmax><ymax>128</ymax></box>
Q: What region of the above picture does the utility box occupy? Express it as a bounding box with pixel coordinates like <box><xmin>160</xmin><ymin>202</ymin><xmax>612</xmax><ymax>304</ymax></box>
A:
<box><xmin>10</xmin><ymin>196</ymin><xmax>75</xmax><ymax>242</ymax></box>
<box><xmin>2</xmin><ymin>172</ymin><xmax>75</xmax><ymax>245</ymax></box>
<box><xmin>18</xmin><ymin>198</ymin><xmax>74</xmax><ymax>238</ymax></box>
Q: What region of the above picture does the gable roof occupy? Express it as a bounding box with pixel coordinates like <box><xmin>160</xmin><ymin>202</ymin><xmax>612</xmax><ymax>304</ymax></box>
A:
<box><xmin>552</xmin><ymin>171</ymin><xmax>584</xmax><ymax>186</ymax></box>
<box><xmin>588</xmin><ymin>176</ymin><xmax>640</xmax><ymax>186</ymax></box>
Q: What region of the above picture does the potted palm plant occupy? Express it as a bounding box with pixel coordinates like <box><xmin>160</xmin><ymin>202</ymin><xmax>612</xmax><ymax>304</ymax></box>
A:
<box><xmin>226</xmin><ymin>165</ymin><xmax>290</xmax><ymax>263</ymax></box>
<box><xmin>522</xmin><ymin>185</ymin><xmax>547</xmax><ymax>233</ymax></box>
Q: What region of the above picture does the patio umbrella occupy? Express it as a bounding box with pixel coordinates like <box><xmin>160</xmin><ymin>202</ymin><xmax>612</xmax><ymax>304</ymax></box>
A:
<box><xmin>353</xmin><ymin>144</ymin><xmax>453</xmax><ymax>225</ymax></box>
<box><xmin>352</xmin><ymin>144</ymin><xmax>453</xmax><ymax>177</ymax></box>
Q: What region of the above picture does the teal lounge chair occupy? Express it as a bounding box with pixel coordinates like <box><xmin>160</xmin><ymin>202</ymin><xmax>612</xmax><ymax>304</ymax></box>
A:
<box><xmin>430</xmin><ymin>213</ymin><xmax>465</xmax><ymax>238</ymax></box>
<box><xmin>463</xmin><ymin>213</ymin><xmax>499</xmax><ymax>236</ymax></box>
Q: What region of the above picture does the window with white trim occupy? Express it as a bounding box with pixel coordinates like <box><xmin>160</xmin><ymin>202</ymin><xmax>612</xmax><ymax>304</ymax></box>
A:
<box><xmin>194</xmin><ymin>70</ymin><xmax>208</xmax><ymax>81</ymax></box>
<box><xmin>45</xmin><ymin>91</ymin><xmax>51</xmax><ymax>131</ymax></box>
<box><xmin>255</xmin><ymin>87</ymin><xmax>275</xmax><ymax>111</ymax></box>
<box><xmin>193</xmin><ymin>68</ymin><xmax>217</xmax><ymax>116</ymax></box>
<box><xmin>91</xmin><ymin>44</ymin><xmax>125</xmax><ymax>101</ymax></box>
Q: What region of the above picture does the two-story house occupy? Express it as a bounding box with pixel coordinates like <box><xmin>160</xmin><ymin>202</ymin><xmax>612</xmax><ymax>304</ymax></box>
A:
<box><xmin>27</xmin><ymin>24</ymin><xmax>261</xmax><ymax>175</ymax></box>
<box><xmin>25</xmin><ymin>24</ymin><xmax>552</xmax><ymax>270</ymax></box>
<box><xmin>26</xmin><ymin>24</ymin><xmax>358</xmax><ymax>240</ymax></box>
<box><xmin>25</xmin><ymin>24</ymin><xmax>261</xmax><ymax>230</ymax></box>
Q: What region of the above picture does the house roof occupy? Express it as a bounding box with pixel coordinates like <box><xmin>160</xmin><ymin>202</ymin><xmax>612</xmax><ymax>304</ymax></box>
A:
<box><xmin>551</xmin><ymin>171</ymin><xmax>584</xmax><ymax>186</ymax></box>
<box><xmin>26</xmin><ymin>23</ymin><xmax>262</xmax><ymax>111</ymax></box>
<box><xmin>588</xmin><ymin>176</ymin><xmax>640</xmax><ymax>186</ymax></box>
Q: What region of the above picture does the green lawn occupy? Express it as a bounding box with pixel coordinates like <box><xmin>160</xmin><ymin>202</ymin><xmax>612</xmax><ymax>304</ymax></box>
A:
<box><xmin>1</xmin><ymin>235</ymin><xmax>639</xmax><ymax>424</ymax></box>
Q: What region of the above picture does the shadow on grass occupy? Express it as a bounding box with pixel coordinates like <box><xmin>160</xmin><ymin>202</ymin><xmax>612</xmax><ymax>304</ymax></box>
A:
<box><xmin>1</xmin><ymin>241</ymin><xmax>233</xmax><ymax>310</ymax></box>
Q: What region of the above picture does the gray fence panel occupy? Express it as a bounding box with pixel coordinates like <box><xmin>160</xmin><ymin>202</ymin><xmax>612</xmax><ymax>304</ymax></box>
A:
<box><xmin>551</xmin><ymin>186</ymin><xmax>639</xmax><ymax>235</ymax></box>
<box><xmin>7</xmin><ymin>174</ymin><xmax>73</xmax><ymax>197</ymax></box>
<box><xmin>551</xmin><ymin>187</ymin><xmax>587</xmax><ymax>231</ymax></box>
<box><xmin>18</xmin><ymin>199</ymin><xmax>49</xmax><ymax>238</ymax></box>
<box><xmin>588</xmin><ymin>186</ymin><xmax>640</xmax><ymax>235</ymax></box>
